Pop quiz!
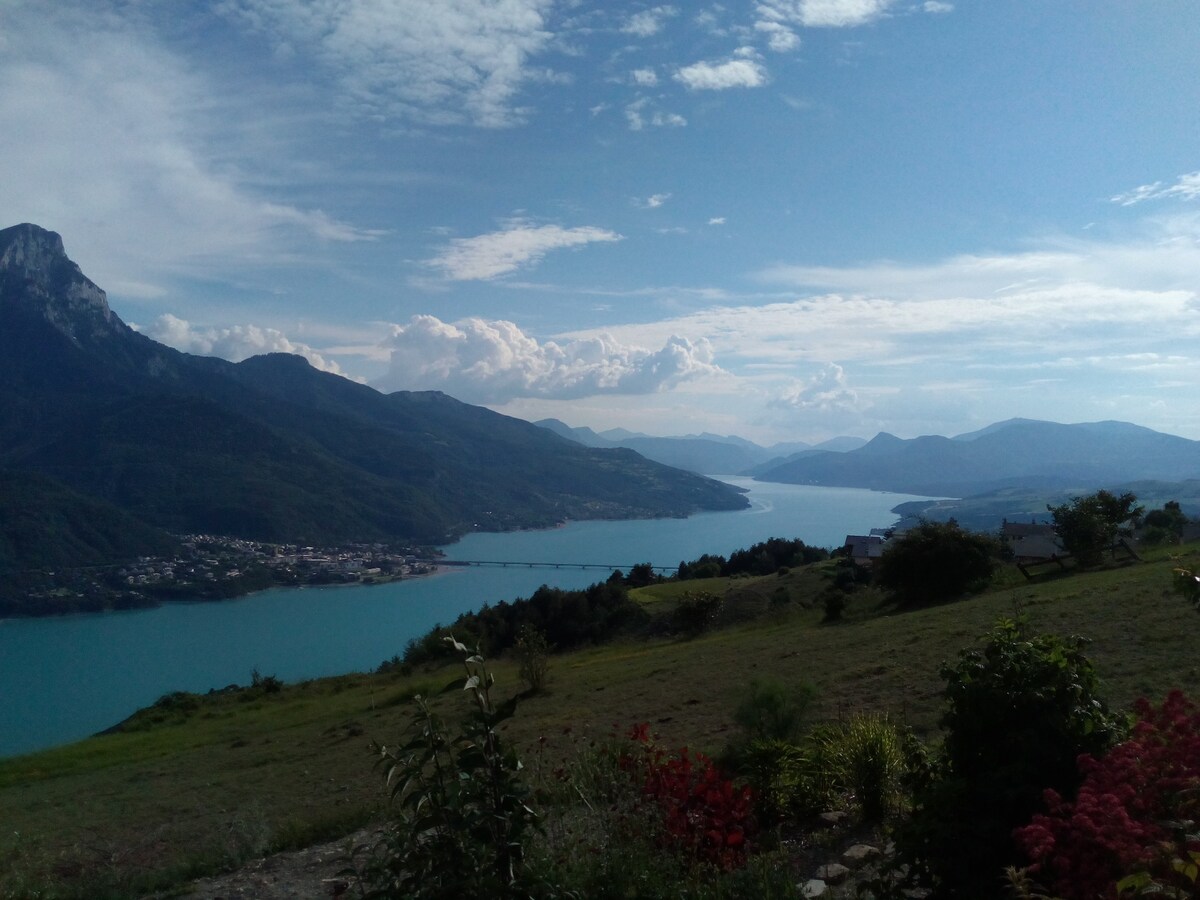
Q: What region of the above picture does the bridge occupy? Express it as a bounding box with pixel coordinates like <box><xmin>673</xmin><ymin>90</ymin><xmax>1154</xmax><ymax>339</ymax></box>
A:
<box><xmin>439</xmin><ymin>559</ymin><xmax>675</xmax><ymax>574</ymax></box>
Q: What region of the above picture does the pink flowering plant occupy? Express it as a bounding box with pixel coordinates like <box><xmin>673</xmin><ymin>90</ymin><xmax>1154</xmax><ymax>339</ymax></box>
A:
<box><xmin>1016</xmin><ymin>690</ymin><xmax>1200</xmax><ymax>899</ymax></box>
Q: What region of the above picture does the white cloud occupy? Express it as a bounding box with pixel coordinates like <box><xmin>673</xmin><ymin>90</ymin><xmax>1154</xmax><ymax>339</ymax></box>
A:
<box><xmin>220</xmin><ymin>0</ymin><xmax>558</xmax><ymax>127</ymax></box>
<box><xmin>639</xmin><ymin>193</ymin><xmax>672</xmax><ymax>209</ymax></box>
<box><xmin>427</xmin><ymin>221</ymin><xmax>623</xmax><ymax>280</ymax></box>
<box><xmin>625</xmin><ymin>97</ymin><xmax>688</xmax><ymax>130</ymax></box>
<box><xmin>675</xmin><ymin>56</ymin><xmax>768</xmax><ymax>90</ymax></box>
<box><xmin>140</xmin><ymin>313</ymin><xmax>353</xmax><ymax>377</ymax></box>
<box><xmin>621</xmin><ymin>6</ymin><xmax>679</xmax><ymax>37</ymax></box>
<box><xmin>923</xmin><ymin>1</ymin><xmax>954</xmax><ymax>13</ymax></box>
<box><xmin>375</xmin><ymin>315</ymin><xmax>722</xmax><ymax>402</ymax></box>
<box><xmin>772</xmin><ymin>363</ymin><xmax>863</xmax><ymax>413</ymax></box>
<box><xmin>755</xmin><ymin>20</ymin><xmax>801</xmax><ymax>52</ymax></box>
<box><xmin>0</xmin><ymin>3</ymin><xmax>380</xmax><ymax>293</ymax></box>
<box><xmin>1112</xmin><ymin>171</ymin><xmax>1200</xmax><ymax>206</ymax></box>
<box><xmin>708</xmin><ymin>217</ymin><xmax>727</xmax><ymax>225</ymax></box>
<box><xmin>631</xmin><ymin>67</ymin><xmax>659</xmax><ymax>86</ymax></box>
<box><xmin>756</xmin><ymin>0</ymin><xmax>895</xmax><ymax>28</ymax></box>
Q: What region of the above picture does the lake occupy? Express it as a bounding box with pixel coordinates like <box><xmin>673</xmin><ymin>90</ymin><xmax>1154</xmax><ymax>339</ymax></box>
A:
<box><xmin>0</xmin><ymin>480</ymin><xmax>927</xmax><ymax>758</ymax></box>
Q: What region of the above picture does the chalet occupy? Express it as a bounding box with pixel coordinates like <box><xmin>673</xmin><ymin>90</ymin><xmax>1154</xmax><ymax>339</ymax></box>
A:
<box><xmin>1001</xmin><ymin>521</ymin><xmax>1063</xmax><ymax>562</ymax></box>
<box><xmin>843</xmin><ymin>533</ymin><xmax>885</xmax><ymax>567</ymax></box>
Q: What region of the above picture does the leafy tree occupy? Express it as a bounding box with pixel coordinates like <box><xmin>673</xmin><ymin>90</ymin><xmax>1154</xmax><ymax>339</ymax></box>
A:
<box><xmin>1048</xmin><ymin>490</ymin><xmax>1142</xmax><ymax>568</ymax></box>
<box><xmin>876</xmin><ymin>520</ymin><xmax>1000</xmax><ymax>607</ymax></box>
<box><xmin>1141</xmin><ymin>499</ymin><xmax>1189</xmax><ymax>546</ymax></box>
<box><xmin>894</xmin><ymin>619</ymin><xmax>1124</xmax><ymax>899</ymax></box>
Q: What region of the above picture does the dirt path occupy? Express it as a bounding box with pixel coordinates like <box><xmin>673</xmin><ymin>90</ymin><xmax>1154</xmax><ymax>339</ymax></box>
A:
<box><xmin>143</xmin><ymin>829</ymin><xmax>376</xmax><ymax>900</ymax></box>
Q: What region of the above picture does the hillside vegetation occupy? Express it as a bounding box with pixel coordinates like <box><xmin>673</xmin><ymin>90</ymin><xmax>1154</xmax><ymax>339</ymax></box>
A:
<box><xmin>2</xmin><ymin>541</ymin><xmax>1197</xmax><ymax>898</ymax></box>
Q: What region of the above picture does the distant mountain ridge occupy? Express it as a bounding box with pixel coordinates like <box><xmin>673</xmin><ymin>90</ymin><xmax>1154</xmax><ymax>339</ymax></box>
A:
<box><xmin>0</xmin><ymin>223</ymin><xmax>747</xmax><ymax>562</ymax></box>
<box><xmin>534</xmin><ymin>418</ymin><xmax>865</xmax><ymax>476</ymax></box>
<box><xmin>754</xmin><ymin>419</ymin><xmax>1200</xmax><ymax>497</ymax></box>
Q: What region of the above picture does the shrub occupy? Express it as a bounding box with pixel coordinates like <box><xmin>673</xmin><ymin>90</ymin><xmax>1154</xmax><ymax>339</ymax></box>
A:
<box><xmin>515</xmin><ymin>624</ymin><xmax>551</xmax><ymax>693</ymax></box>
<box><xmin>673</xmin><ymin>591</ymin><xmax>724</xmax><ymax>636</ymax></box>
<box><xmin>621</xmin><ymin>724</ymin><xmax>756</xmax><ymax>871</ymax></box>
<box><xmin>733</xmin><ymin>677</ymin><xmax>814</xmax><ymax>745</ymax></box>
<box><xmin>1176</xmin><ymin>567</ymin><xmax>1200</xmax><ymax>613</ymax></box>
<box><xmin>1015</xmin><ymin>691</ymin><xmax>1200</xmax><ymax>900</ymax></box>
<box><xmin>894</xmin><ymin>618</ymin><xmax>1124</xmax><ymax>899</ymax></box>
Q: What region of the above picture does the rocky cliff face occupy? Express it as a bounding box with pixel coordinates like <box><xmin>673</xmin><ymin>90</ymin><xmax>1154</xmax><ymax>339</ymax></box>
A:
<box><xmin>0</xmin><ymin>222</ymin><xmax>118</xmax><ymax>345</ymax></box>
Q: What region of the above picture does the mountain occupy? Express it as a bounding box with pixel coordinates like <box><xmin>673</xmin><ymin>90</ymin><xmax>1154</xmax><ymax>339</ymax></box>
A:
<box><xmin>0</xmin><ymin>224</ymin><xmax>748</xmax><ymax>558</ymax></box>
<box><xmin>533</xmin><ymin>419</ymin><xmax>862</xmax><ymax>476</ymax></box>
<box><xmin>754</xmin><ymin>419</ymin><xmax>1200</xmax><ymax>497</ymax></box>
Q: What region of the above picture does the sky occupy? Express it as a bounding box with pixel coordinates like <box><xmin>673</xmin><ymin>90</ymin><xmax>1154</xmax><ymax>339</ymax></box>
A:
<box><xmin>3</xmin><ymin>1</ymin><xmax>1200</xmax><ymax>445</ymax></box>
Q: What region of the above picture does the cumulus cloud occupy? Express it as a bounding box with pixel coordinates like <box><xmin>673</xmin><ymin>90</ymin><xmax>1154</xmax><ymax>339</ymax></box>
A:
<box><xmin>923</xmin><ymin>1</ymin><xmax>954</xmax><ymax>12</ymax></box>
<box><xmin>220</xmin><ymin>0</ymin><xmax>558</xmax><ymax>127</ymax></box>
<box><xmin>675</xmin><ymin>55</ymin><xmax>768</xmax><ymax>90</ymax></box>
<box><xmin>374</xmin><ymin>315</ymin><xmax>723</xmax><ymax>402</ymax></box>
<box><xmin>427</xmin><ymin>221</ymin><xmax>623</xmax><ymax>280</ymax></box>
<box><xmin>1112</xmin><ymin>171</ymin><xmax>1200</xmax><ymax>206</ymax></box>
<box><xmin>621</xmin><ymin>5</ymin><xmax>679</xmax><ymax>37</ymax></box>
<box><xmin>708</xmin><ymin>217</ymin><xmax>727</xmax><ymax>226</ymax></box>
<box><xmin>755</xmin><ymin>20</ymin><xmax>801</xmax><ymax>51</ymax></box>
<box><xmin>625</xmin><ymin>97</ymin><xmax>688</xmax><ymax>130</ymax></box>
<box><xmin>772</xmin><ymin>363</ymin><xmax>862</xmax><ymax>413</ymax></box>
<box><xmin>639</xmin><ymin>193</ymin><xmax>672</xmax><ymax>209</ymax></box>
<box><xmin>756</xmin><ymin>0</ymin><xmax>895</xmax><ymax>29</ymax></box>
<box><xmin>631</xmin><ymin>67</ymin><xmax>659</xmax><ymax>86</ymax></box>
<box><xmin>140</xmin><ymin>314</ymin><xmax>352</xmax><ymax>376</ymax></box>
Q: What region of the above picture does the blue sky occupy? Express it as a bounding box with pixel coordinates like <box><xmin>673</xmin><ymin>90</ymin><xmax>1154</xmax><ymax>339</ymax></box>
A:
<box><xmin>3</xmin><ymin>1</ymin><xmax>1200</xmax><ymax>443</ymax></box>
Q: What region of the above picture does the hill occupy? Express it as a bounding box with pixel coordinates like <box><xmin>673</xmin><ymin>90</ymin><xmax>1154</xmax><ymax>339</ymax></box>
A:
<box><xmin>754</xmin><ymin>419</ymin><xmax>1200</xmax><ymax>497</ymax></box>
<box><xmin>0</xmin><ymin>224</ymin><xmax>747</xmax><ymax>563</ymax></box>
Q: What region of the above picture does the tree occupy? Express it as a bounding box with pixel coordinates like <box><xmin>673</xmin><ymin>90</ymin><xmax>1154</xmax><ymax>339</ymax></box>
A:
<box><xmin>1048</xmin><ymin>490</ymin><xmax>1142</xmax><ymax>568</ymax></box>
<box><xmin>876</xmin><ymin>520</ymin><xmax>1000</xmax><ymax>607</ymax></box>
<box><xmin>1141</xmin><ymin>499</ymin><xmax>1189</xmax><ymax>546</ymax></box>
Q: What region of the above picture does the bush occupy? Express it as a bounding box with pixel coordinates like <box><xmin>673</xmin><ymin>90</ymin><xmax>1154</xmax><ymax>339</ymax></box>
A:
<box><xmin>893</xmin><ymin>618</ymin><xmax>1124</xmax><ymax>899</ymax></box>
<box><xmin>621</xmin><ymin>724</ymin><xmax>757</xmax><ymax>871</ymax></box>
<box><xmin>515</xmin><ymin>624</ymin><xmax>550</xmax><ymax>693</ymax></box>
<box><xmin>733</xmin><ymin>677</ymin><xmax>814</xmax><ymax>746</ymax></box>
<box><xmin>673</xmin><ymin>591</ymin><xmax>723</xmax><ymax>636</ymax></box>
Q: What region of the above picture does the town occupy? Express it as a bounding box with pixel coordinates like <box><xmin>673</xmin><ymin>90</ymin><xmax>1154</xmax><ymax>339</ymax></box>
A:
<box><xmin>1</xmin><ymin>535</ymin><xmax>442</xmax><ymax>617</ymax></box>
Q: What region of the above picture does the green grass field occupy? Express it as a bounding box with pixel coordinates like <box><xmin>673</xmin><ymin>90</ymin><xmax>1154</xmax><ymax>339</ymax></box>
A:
<box><xmin>3</xmin><ymin>544</ymin><xmax>1198</xmax><ymax>897</ymax></box>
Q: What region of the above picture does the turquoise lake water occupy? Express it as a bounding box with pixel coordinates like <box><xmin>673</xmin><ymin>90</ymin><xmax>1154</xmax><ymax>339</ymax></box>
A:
<box><xmin>0</xmin><ymin>480</ymin><xmax>927</xmax><ymax>758</ymax></box>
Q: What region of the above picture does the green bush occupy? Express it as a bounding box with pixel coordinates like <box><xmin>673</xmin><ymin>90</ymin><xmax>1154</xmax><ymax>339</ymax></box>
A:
<box><xmin>733</xmin><ymin>677</ymin><xmax>813</xmax><ymax>745</ymax></box>
<box><xmin>893</xmin><ymin>618</ymin><xmax>1124</xmax><ymax>899</ymax></box>
<box><xmin>515</xmin><ymin>624</ymin><xmax>551</xmax><ymax>694</ymax></box>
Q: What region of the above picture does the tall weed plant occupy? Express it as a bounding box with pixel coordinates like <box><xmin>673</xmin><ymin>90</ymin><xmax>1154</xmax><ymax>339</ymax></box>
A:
<box><xmin>363</xmin><ymin>638</ymin><xmax>540</xmax><ymax>899</ymax></box>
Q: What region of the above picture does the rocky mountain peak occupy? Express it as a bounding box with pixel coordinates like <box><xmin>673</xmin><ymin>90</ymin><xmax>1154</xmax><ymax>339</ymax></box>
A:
<box><xmin>0</xmin><ymin>222</ymin><xmax>116</xmax><ymax>343</ymax></box>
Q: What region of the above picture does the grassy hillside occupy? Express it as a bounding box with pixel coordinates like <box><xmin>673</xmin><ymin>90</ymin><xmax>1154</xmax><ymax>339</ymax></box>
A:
<box><xmin>2</xmin><ymin>545</ymin><xmax>1197</xmax><ymax>897</ymax></box>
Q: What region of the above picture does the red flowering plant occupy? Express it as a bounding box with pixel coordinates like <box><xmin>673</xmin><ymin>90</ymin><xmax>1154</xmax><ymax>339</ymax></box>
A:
<box><xmin>1015</xmin><ymin>690</ymin><xmax>1200</xmax><ymax>899</ymax></box>
<box><xmin>618</xmin><ymin>723</ymin><xmax>757</xmax><ymax>871</ymax></box>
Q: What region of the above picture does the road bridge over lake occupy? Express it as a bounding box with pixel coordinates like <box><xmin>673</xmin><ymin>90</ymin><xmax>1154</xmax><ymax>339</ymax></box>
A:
<box><xmin>440</xmin><ymin>559</ymin><xmax>675</xmax><ymax>574</ymax></box>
